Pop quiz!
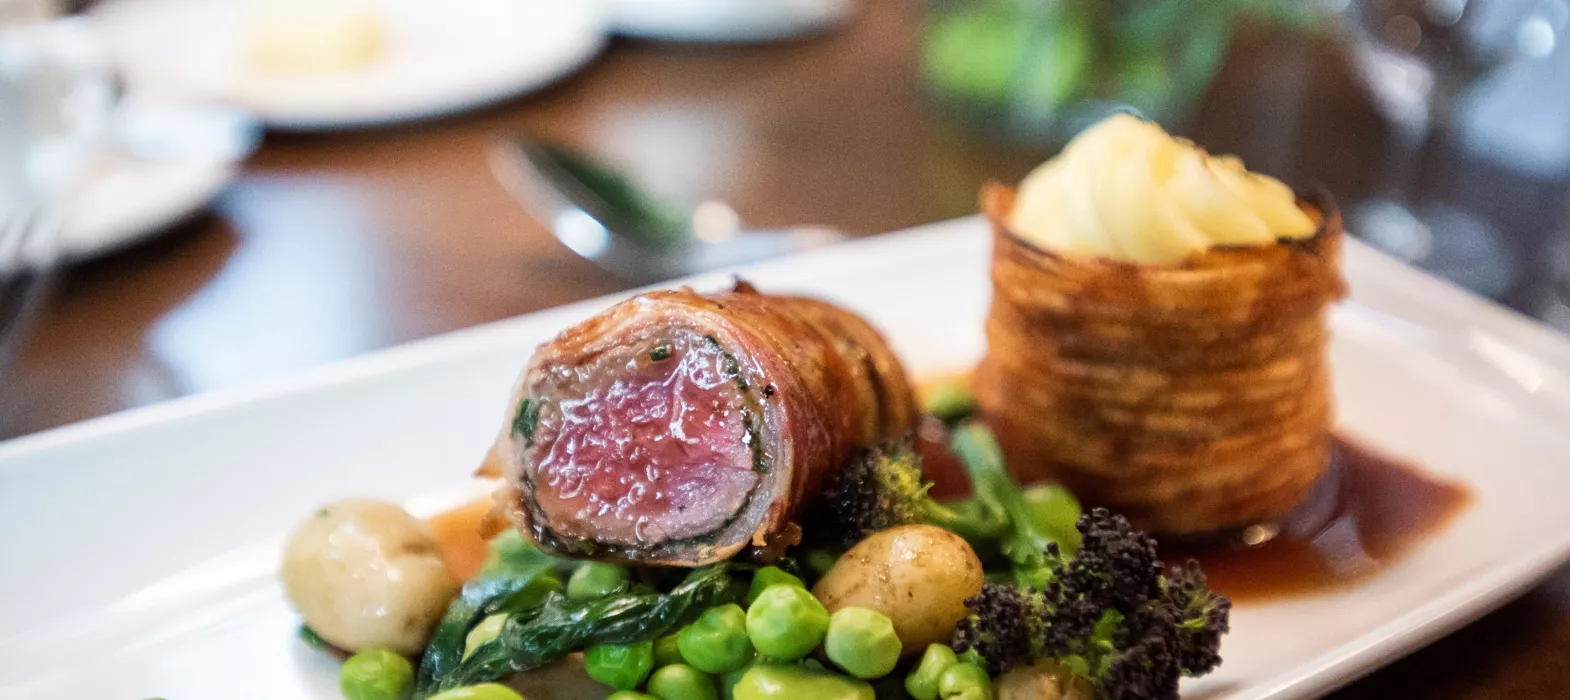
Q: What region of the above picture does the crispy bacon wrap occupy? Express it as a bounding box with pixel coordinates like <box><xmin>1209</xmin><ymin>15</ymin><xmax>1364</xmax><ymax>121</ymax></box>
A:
<box><xmin>490</xmin><ymin>283</ymin><xmax>917</xmax><ymax>566</ymax></box>
<box><xmin>974</xmin><ymin>184</ymin><xmax>1347</xmax><ymax>535</ymax></box>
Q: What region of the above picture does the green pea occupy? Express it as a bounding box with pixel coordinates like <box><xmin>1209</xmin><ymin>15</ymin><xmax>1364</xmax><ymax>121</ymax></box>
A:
<box><xmin>744</xmin><ymin>586</ymin><xmax>829</xmax><ymax>661</ymax></box>
<box><xmin>955</xmin><ymin>648</ymin><xmax>986</xmax><ymax>669</ymax></box>
<box><xmin>731</xmin><ymin>663</ymin><xmax>875</xmax><ymax>700</ymax></box>
<box><xmin>653</xmin><ymin>632</ymin><xmax>685</xmax><ymax>668</ymax></box>
<box><xmin>937</xmin><ymin>663</ymin><xmax>992</xmax><ymax>700</ymax></box>
<box><xmin>719</xmin><ymin>660</ymin><xmax>756</xmax><ymax>700</ymax></box>
<box><xmin>586</xmin><ymin>641</ymin><xmax>656</xmax><ymax>690</ymax></box>
<box><xmin>824</xmin><ymin>607</ymin><xmax>901</xmax><ymax>679</ymax></box>
<box><xmin>745</xmin><ymin>567</ymin><xmax>805</xmax><ymax>605</ymax></box>
<box><xmin>905</xmin><ymin>644</ymin><xmax>960</xmax><ymax>700</ymax></box>
<box><xmin>646</xmin><ymin>664</ymin><xmax>718</xmax><ymax>700</ymax></box>
<box><xmin>567</xmin><ymin>562</ymin><xmax>631</xmax><ymax>602</ymax></box>
<box><xmin>503</xmin><ymin>574</ymin><xmax>563</xmax><ymax>611</ymax></box>
<box><xmin>424</xmin><ymin>683</ymin><xmax>526</xmax><ymax>700</ymax></box>
<box><xmin>678</xmin><ymin>604</ymin><xmax>753</xmax><ymax>674</ymax></box>
<box><xmin>805</xmin><ymin>549</ymin><xmax>840</xmax><ymax>578</ymax></box>
<box><xmin>607</xmin><ymin>693</ymin><xmax>659</xmax><ymax>700</ymax></box>
<box><xmin>339</xmin><ymin>649</ymin><xmax>414</xmax><ymax>700</ymax></box>
<box><xmin>463</xmin><ymin>613</ymin><xmax>509</xmax><ymax>660</ymax></box>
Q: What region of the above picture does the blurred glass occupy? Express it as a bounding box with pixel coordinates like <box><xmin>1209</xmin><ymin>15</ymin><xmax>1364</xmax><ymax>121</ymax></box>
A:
<box><xmin>0</xmin><ymin>11</ymin><xmax>113</xmax><ymax>214</ymax></box>
<box><xmin>1340</xmin><ymin>0</ymin><xmax>1567</xmax><ymax>298</ymax></box>
<box><xmin>1341</xmin><ymin>0</ymin><xmax>1563</xmax><ymax>132</ymax></box>
<box><xmin>920</xmin><ymin>0</ymin><xmax>1324</xmax><ymax>144</ymax></box>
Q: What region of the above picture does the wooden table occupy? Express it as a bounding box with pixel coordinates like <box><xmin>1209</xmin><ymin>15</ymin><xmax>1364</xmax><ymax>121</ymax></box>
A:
<box><xmin>8</xmin><ymin>0</ymin><xmax>1570</xmax><ymax>696</ymax></box>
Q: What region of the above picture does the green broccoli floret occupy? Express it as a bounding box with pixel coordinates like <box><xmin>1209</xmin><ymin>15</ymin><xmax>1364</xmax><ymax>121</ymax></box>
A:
<box><xmin>952</xmin><ymin>508</ymin><xmax>1232</xmax><ymax>700</ymax></box>
<box><xmin>812</xmin><ymin>422</ymin><xmax>1083</xmax><ymax>572</ymax></box>
<box><xmin>949</xmin><ymin>422</ymin><xmax>1084</xmax><ymax>589</ymax></box>
<box><xmin>813</xmin><ymin>445</ymin><xmax>1008</xmax><ymax>551</ymax></box>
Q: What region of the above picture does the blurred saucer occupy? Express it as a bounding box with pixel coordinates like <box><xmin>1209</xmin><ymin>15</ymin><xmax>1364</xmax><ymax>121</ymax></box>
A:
<box><xmin>90</xmin><ymin>0</ymin><xmax>608</xmax><ymax>131</ymax></box>
<box><xmin>610</xmin><ymin>0</ymin><xmax>855</xmax><ymax>43</ymax></box>
<box><xmin>63</xmin><ymin>99</ymin><xmax>258</xmax><ymax>260</ymax></box>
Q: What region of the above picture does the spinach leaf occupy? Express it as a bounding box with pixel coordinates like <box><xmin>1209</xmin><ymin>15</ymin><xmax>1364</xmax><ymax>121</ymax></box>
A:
<box><xmin>436</xmin><ymin>565</ymin><xmax>737</xmax><ymax>692</ymax></box>
<box><xmin>415</xmin><ymin>532</ymin><xmax>560</xmax><ymax>696</ymax></box>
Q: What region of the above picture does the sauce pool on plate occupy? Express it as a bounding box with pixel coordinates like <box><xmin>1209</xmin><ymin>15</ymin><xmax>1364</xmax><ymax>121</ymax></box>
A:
<box><xmin>913</xmin><ymin>372</ymin><xmax>1473</xmax><ymax>603</ymax></box>
<box><xmin>1166</xmin><ymin>437</ymin><xmax>1472</xmax><ymax>603</ymax></box>
<box><xmin>914</xmin><ymin>418</ymin><xmax>1472</xmax><ymax>602</ymax></box>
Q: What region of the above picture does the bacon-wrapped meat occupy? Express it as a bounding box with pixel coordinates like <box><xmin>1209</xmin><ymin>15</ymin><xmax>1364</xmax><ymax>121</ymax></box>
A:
<box><xmin>492</xmin><ymin>283</ymin><xmax>917</xmax><ymax>566</ymax></box>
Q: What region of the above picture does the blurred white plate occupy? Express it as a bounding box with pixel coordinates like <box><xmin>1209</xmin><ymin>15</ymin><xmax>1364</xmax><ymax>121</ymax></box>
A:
<box><xmin>60</xmin><ymin>99</ymin><xmax>258</xmax><ymax>261</ymax></box>
<box><xmin>91</xmin><ymin>0</ymin><xmax>609</xmax><ymax>131</ymax></box>
<box><xmin>610</xmin><ymin>0</ymin><xmax>855</xmax><ymax>43</ymax></box>
<box><xmin>5</xmin><ymin>218</ymin><xmax>1570</xmax><ymax>698</ymax></box>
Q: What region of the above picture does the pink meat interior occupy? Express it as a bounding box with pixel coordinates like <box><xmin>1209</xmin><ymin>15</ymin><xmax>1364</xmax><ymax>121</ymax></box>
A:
<box><xmin>527</xmin><ymin>330</ymin><xmax>759</xmax><ymax>546</ymax></box>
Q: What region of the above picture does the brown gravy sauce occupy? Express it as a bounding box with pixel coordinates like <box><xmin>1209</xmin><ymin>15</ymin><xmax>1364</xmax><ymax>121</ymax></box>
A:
<box><xmin>918</xmin><ymin>429</ymin><xmax>1473</xmax><ymax>604</ymax></box>
<box><xmin>1165</xmin><ymin>437</ymin><xmax>1472</xmax><ymax>603</ymax></box>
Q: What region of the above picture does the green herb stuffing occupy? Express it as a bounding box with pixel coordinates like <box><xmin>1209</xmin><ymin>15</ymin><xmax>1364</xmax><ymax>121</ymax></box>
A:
<box><xmin>744</xmin><ymin>414</ymin><xmax>767</xmax><ymax>475</ymax></box>
<box><xmin>701</xmin><ymin>334</ymin><xmax>768</xmax><ymax>475</ymax></box>
<box><xmin>705</xmin><ymin>335</ymin><xmax>751</xmax><ymax>392</ymax></box>
<box><xmin>511</xmin><ymin>399</ymin><xmax>543</xmax><ymax>445</ymax></box>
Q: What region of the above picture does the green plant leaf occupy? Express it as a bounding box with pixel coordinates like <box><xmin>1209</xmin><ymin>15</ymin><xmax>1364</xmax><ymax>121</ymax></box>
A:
<box><xmin>1012</xmin><ymin>7</ymin><xmax>1094</xmax><ymax>120</ymax></box>
<box><xmin>923</xmin><ymin>10</ymin><xmax>1032</xmax><ymax>105</ymax></box>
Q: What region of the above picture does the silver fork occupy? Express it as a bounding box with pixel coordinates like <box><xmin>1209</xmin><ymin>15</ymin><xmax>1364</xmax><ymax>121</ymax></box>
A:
<box><xmin>0</xmin><ymin>17</ymin><xmax>105</xmax><ymax>374</ymax></box>
<box><xmin>0</xmin><ymin>201</ymin><xmax>64</xmax><ymax>371</ymax></box>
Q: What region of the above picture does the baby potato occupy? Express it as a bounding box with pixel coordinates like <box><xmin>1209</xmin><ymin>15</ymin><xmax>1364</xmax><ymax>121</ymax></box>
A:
<box><xmin>995</xmin><ymin>660</ymin><xmax>1095</xmax><ymax>700</ymax></box>
<box><xmin>810</xmin><ymin>524</ymin><xmax>984</xmax><ymax>655</ymax></box>
<box><xmin>281</xmin><ymin>499</ymin><xmax>458</xmax><ymax>655</ymax></box>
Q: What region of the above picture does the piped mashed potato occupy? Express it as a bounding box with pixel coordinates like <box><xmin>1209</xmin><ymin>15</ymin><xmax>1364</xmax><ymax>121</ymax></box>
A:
<box><xmin>1007</xmin><ymin>114</ymin><xmax>1317</xmax><ymax>264</ymax></box>
<box><xmin>245</xmin><ymin>0</ymin><xmax>385</xmax><ymax>76</ymax></box>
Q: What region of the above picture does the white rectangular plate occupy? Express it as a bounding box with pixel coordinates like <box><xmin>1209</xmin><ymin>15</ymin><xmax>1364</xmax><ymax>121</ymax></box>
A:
<box><xmin>6</xmin><ymin>217</ymin><xmax>1570</xmax><ymax>700</ymax></box>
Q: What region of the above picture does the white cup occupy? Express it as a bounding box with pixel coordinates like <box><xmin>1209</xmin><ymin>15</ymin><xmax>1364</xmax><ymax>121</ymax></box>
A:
<box><xmin>0</xmin><ymin>15</ymin><xmax>114</xmax><ymax>217</ymax></box>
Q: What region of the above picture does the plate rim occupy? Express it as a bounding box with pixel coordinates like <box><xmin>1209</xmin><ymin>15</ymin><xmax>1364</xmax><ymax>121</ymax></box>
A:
<box><xmin>89</xmin><ymin>0</ymin><xmax>612</xmax><ymax>131</ymax></box>
<box><xmin>6</xmin><ymin>217</ymin><xmax>1570</xmax><ymax>700</ymax></box>
<box><xmin>1239</xmin><ymin>532</ymin><xmax>1570</xmax><ymax>699</ymax></box>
